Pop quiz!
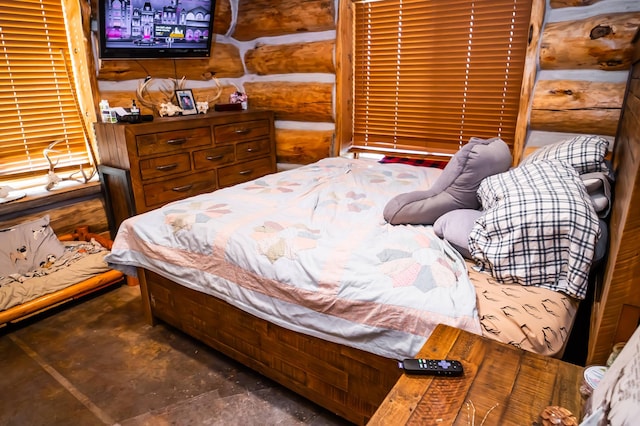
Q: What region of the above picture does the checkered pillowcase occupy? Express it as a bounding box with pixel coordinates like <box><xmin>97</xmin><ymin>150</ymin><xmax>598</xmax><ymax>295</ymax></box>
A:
<box><xmin>520</xmin><ymin>135</ymin><xmax>609</xmax><ymax>175</ymax></box>
<box><xmin>469</xmin><ymin>160</ymin><xmax>600</xmax><ymax>299</ymax></box>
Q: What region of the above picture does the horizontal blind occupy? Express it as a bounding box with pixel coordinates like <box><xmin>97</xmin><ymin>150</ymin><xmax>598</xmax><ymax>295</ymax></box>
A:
<box><xmin>352</xmin><ymin>0</ymin><xmax>532</xmax><ymax>155</ymax></box>
<box><xmin>0</xmin><ymin>0</ymin><xmax>91</xmax><ymax>183</ymax></box>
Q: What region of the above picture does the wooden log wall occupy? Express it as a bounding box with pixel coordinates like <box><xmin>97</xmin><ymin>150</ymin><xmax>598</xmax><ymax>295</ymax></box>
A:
<box><xmin>529</xmin><ymin>1</ymin><xmax>640</xmax><ymax>150</ymax></box>
<box><xmin>89</xmin><ymin>0</ymin><xmax>640</xmax><ymax>165</ymax></box>
<box><xmin>90</xmin><ymin>0</ymin><xmax>336</xmax><ymax>166</ymax></box>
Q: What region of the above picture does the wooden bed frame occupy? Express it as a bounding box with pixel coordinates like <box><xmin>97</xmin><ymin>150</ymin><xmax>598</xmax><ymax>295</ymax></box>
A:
<box><xmin>0</xmin><ymin>226</ymin><xmax>125</xmax><ymax>327</ymax></box>
<box><xmin>137</xmin><ymin>269</ymin><xmax>401</xmax><ymax>425</ymax></box>
<box><xmin>134</xmin><ymin>45</ymin><xmax>640</xmax><ymax>423</ymax></box>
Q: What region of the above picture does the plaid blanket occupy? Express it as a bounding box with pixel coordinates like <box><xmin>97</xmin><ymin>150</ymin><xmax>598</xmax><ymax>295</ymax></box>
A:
<box><xmin>469</xmin><ymin>160</ymin><xmax>600</xmax><ymax>299</ymax></box>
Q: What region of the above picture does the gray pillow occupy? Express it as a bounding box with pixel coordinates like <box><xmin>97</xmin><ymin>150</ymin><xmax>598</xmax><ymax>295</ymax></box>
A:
<box><xmin>433</xmin><ymin>209</ymin><xmax>483</xmax><ymax>259</ymax></box>
<box><xmin>383</xmin><ymin>137</ymin><xmax>512</xmax><ymax>225</ymax></box>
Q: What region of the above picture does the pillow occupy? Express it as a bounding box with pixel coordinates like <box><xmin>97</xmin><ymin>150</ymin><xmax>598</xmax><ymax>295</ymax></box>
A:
<box><xmin>433</xmin><ymin>209</ymin><xmax>483</xmax><ymax>259</ymax></box>
<box><xmin>520</xmin><ymin>135</ymin><xmax>609</xmax><ymax>174</ymax></box>
<box><xmin>581</xmin><ymin>172</ymin><xmax>613</xmax><ymax>217</ymax></box>
<box><xmin>0</xmin><ymin>216</ymin><xmax>66</xmax><ymax>276</ymax></box>
<box><xmin>383</xmin><ymin>137</ymin><xmax>512</xmax><ymax>225</ymax></box>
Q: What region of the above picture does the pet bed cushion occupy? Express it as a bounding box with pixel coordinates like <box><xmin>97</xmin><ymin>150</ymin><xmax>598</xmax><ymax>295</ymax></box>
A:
<box><xmin>0</xmin><ymin>240</ymin><xmax>111</xmax><ymax>312</ymax></box>
<box><xmin>383</xmin><ymin>137</ymin><xmax>512</xmax><ymax>225</ymax></box>
<box><xmin>0</xmin><ymin>215</ymin><xmax>65</xmax><ymax>276</ymax></box>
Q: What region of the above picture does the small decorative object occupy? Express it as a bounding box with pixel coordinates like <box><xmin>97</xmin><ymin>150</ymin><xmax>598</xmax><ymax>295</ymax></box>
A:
<box><xmin>196</xmin><ymin>101</ymin><xmax>209</xmax><ymax>114</ymax></box>
<box><xmin>130</xmin><ymin>99</ymin><xmax>140</xmax><ymax>115</ymax></box>
<box><xmin>230</xmin><ymin>91</ymin><xmax>248</xmax><ymax>110</ymax></box>
<box><xmin>42</xmin><ymin>139</ymin><xmax>96</xmax><ymax>191</ymax></box>
<box><xmin>99</xmin><ymin>99</ymin><xmax>117</xmax><ymax>123</ymax></box>
<box><xmin>536</xmin><ymin>406</ymin><xmax>578</xmax><ymax>426</ymax></box>
<box><xmin>158</xmin><ymin>102</ymin><xmax>183</xmax><ymax>117</ymax></box>
<box><xmin>175</xmin><ymin>89</ymin><xmax>197</xmax><ymax>115</ymax></box>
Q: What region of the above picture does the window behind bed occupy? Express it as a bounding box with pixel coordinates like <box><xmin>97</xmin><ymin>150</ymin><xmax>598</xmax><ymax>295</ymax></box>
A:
<box><xmin>345</xmin><ymin>0</ymin><xmax>535</xmax><ymax>159</ymax></box>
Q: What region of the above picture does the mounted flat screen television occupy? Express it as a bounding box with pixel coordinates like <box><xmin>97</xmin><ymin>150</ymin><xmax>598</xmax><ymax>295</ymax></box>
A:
<box><xmin>99</xmin><ymin>0</ymin><xmax>216</xmax><ymax>59</ymax></box>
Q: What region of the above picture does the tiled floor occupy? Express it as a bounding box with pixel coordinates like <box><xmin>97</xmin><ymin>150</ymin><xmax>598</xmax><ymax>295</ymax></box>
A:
<box><xmin>0</xmin><ymin>284</ymin><xmax>351</xmax><ymax>426</ymax></box>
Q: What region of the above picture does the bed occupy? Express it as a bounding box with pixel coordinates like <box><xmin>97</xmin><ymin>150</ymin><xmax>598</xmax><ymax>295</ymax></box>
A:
<box><xmin>0</xmin><ymin>220</ymin><xmax>125</xmax><ymax>327</ymax></box>
<box><xmin>105</xmin><ymin>133</ymin><xmax>611</xmax><ymax>424</ymax></box>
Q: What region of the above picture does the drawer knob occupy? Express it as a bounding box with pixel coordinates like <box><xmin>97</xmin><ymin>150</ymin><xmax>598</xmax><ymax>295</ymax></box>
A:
<box><xmin>206</xmin><ymin>155</ymin><xmax>224</xmax><ymax>161</ymax></box>
<box><xmin>156</xmin><ymin>163</ymin><xmax>178</xmax><ymax>171</ymax></box>
<box><xmin>246</xmin><ymin>147</ymin><xmax>256</xmax><ymax>152</ymax></box>
<box><xmin>239</xmin><ymin>169</ymin><xmax>253</xmax><ymax>175</ymax></box>
<box><xmin>172</xmin><ymin>184</ymin><xmax>193</xmax><ymax>192</ymax></box>
<box><xmin>167</xmin><ymin>138</ymin><xmax>187</xmax><ymax>145</ymax></box>
<box><xmin>234</xmin><ymin>128</ymin><xmax>250</xmax><ymax>135</ymax></box>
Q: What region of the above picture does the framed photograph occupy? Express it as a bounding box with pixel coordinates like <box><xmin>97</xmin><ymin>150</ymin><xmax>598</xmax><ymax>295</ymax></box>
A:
<box><xmin>176</xmin><ymin>89</ymin><xmax>197</xmax><ymax>115</ymax></box>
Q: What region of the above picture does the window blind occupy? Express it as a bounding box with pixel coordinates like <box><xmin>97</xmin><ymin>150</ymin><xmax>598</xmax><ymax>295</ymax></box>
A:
<box><xmin>0</xmin><ymin>0</ymin><xmax>91</xmax><ymax>188</ymax></box>
<box><xmin>352</xmin><ymin>0</ymin><xmax>533</xmax><ymax>156</ymax></box>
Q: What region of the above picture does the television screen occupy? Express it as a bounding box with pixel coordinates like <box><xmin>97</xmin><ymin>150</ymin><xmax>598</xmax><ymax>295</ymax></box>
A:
<box><xmin>99</xmin><ymin>0</ymin><xmax>216</xmax><ymax>59</ymax></box>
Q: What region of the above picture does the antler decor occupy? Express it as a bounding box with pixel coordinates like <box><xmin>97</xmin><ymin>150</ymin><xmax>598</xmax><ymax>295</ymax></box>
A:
<box><xmin>136</xmin><ymin>76</ymin><xmax>187</xmax><ymax>114</ymax></box>
<box><xmin>136</xmin><ymin>75</ymin><xmax>223</xmax><ymax>116</ymax></box>
<box><xmin>43</xmin><ymin>140</ymin><xmax>97</xmax><ymax>191</ymax></box>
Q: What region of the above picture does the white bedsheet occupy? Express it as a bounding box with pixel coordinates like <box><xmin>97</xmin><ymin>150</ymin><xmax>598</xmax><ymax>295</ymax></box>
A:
<box><xmin>106</xmin><ymin>157</ymin><xmax>481</xmax><ymax>360</ymax></box>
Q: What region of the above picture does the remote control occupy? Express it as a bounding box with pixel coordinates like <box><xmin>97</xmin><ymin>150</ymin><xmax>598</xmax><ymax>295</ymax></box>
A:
<box><xmin>399</xmin><ymin>359</ymin><xmax>463</xmax><ymax>376</ymax></box>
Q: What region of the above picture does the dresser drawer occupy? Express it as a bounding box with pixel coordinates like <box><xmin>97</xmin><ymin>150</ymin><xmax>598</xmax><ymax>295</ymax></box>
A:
<box><xmin>193</xmin><ymin>145</ymin><xmax>235</xmax><ymax>170</ymax></box>
<box><xmin>214</xmin><ymin>119</ymin><xmax>270</xmax><ymax>144</ymax></box>
<box><xmin>139</xmin><ymin>153</ymin><xmax>191</xmax><ymax>180</ymax></box>
<box><xmin>142</xmin><ymin>171</ymin><xmax>217</xmax><ymax>209</ymax></box>
<box><xmin>236</xmin><ymin>138</ymin><xmax>272</xmax><ymax>161</ymax></box>
<box><xmin>136</xmin><ymin>127</ymin><xmax>211</xmax><ymax>157</ymax></box>
<box><xmin>218</xmin><ymin>157</ymin><xmax>275</xmax><ymax>188</ymax></box>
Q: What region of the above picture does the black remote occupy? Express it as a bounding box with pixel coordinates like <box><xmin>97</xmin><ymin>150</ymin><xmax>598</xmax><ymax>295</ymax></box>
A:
<box><xmin>399</xmin><ymin>359</ymin><xmax>463</xmax><ymax>376</ymax></box>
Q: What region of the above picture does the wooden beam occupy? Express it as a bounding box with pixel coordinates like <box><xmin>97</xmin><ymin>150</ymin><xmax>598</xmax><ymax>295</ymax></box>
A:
<box><xmin>530</xmin><ymin>80</ymin><xmax>625</xmax><ymax>135</ymax></box>
<box><xmin>245</xmin><ymin>82</ymin><xmax>334</xmax><ymax>122</ymax></box>
<box><xmin>540</xmin><ymin>12</ymin><xmax>640</xmax><ymax>70</ymax></box>
<box><xmin>275</xmin><ymin>129</ymin><xmax>334</xmax><ymax>164</ymax></box>
<box><xmin>234</xmin><ymin>0</ymin><xmax>335</xmax><ymax>41</ymax></box>
<box><xmin>245</xmin><ymin>41</ymin><xmax>335</xmax><ymax>75</ymax></box>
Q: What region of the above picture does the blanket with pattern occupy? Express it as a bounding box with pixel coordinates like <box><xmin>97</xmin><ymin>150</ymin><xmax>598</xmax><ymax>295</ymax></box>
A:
<box><xmin>107</xmin><ymin>158</ymin><xmax>481</xmax><ymax>359</ymax></box>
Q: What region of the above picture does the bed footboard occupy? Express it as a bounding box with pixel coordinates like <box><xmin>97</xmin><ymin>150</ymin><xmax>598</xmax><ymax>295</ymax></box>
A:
<box><xmin>137</xmin><ymin>268</ymin><xmax>401</xmax><ymax>425</ymax></box>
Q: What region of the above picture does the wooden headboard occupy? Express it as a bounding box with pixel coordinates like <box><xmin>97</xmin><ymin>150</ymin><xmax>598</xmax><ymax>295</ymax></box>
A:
<box><xmin>586</xmin><ymin>29</ymin><xmax>640</xmax><ymax>365</ymax></box>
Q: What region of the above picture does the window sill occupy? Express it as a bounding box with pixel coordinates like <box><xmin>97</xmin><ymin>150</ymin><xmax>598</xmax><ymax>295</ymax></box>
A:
<box><xmin>0</xmin><ymin>181</ymin><xmax>102</xmax><ymax>219</ymax></box>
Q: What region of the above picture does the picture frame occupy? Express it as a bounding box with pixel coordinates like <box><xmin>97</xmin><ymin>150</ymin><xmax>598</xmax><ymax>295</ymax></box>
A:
<box><xmin>175</xmin><ymin>89</ymin><xmax>197</xmax><ymax>115</ymax></box>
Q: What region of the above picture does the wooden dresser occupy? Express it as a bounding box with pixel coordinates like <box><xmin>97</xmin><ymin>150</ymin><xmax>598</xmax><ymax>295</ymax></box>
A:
<box><xmin>95</xmin><ymin>110</ymin><xmax>276</xmax><ymax>237</ymax></box>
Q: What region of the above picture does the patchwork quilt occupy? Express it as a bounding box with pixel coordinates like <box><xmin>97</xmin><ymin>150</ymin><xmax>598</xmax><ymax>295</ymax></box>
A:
<box><xmin>107</xmin><ymin>157</ymin><xmax>482</xmax><ymax>360</ymax></box>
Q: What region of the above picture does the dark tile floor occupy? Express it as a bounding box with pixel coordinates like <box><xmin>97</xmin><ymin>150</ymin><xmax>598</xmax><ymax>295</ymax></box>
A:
<box><xmin>0</xmin><ymin>284</ymin><xmax>351</xmax><ymax>426</ymax></box>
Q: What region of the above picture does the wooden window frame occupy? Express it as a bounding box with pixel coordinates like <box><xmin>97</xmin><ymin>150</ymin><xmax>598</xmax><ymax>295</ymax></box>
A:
<box><xmin>336</xmin><ymin>0</ymin><xmax>544</xmax><ymax>164</ymax></box>
<box><xmin>1</xmin><ymin>0</ymin><xmax>97</xmax><ymax>192</ymax></box>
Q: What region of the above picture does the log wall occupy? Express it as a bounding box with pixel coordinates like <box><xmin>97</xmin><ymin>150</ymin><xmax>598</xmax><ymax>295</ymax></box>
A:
<box><xmin>89</xmin><ymin>1</ymin><xmax>640</xmax><ymax>165</ymax></box>
<box><xmin>529</xmin><ymin>3</ymin><xmax>640</xmax><ymax>150</ymax></box>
